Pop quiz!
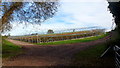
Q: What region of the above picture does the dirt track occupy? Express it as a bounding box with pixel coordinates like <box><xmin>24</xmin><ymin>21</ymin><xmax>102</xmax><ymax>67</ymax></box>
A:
<box><xmin>3</xmin><ymin>36</ymin><xmax>110</xmax><ymax>66</ymax></box>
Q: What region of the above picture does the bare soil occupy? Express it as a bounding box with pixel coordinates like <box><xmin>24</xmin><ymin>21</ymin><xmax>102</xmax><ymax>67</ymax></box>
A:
<box><xmin>2</xmin><ymin>36</ymin><xmax>110</xmax><ymax>66</ymax></box>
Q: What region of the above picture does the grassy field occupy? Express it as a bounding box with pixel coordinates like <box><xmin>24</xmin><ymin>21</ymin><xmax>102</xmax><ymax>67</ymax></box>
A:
<box><xmin>36</xmin><ymin>33</ymin><xmax>108</xmax><ymax>45</ymax></box>
<box><xmin>2</xmin><ymin>37</ymin><xmax>23</xmax><ymax>58</ymax></box>
<box><xmin>72</xmin><ymin>43</ymin><xmax>114</xmax><ymax>67</ymax></box>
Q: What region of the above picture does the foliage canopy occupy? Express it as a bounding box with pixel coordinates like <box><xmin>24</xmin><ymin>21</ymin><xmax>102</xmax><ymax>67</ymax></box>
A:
<box><xmin>0</xmin><ymin>1</ymin><xmax>59</xmax><ymax>33</ymax></box>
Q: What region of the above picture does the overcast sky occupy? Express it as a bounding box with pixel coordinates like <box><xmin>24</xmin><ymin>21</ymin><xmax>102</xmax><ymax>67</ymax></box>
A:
<box><xmin>6</xmin><ymin>0</ymin><xmax>114</xmax><ymax>36</ymax></box>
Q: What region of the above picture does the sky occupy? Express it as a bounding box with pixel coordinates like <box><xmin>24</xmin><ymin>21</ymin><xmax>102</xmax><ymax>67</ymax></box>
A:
<box><xmin>5</xmin><ymin>0</ymin><xmax>114</xmax><ymax>36</ymax></box>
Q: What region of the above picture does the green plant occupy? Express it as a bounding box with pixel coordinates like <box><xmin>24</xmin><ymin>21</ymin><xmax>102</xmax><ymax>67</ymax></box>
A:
<box><xmin>2</xmin><ymin>38</ymin><xmax>23</xmax><ymax>58</ymax></box>
<box><xmin>36</xmin><ymin>33</ymin><xmax>108</xmax><ymax>45</ymax></box>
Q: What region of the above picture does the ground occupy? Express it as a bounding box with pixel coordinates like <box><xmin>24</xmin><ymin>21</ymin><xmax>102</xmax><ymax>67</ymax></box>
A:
<box><xmin>2</xmin><ymin>35</ymin><xmax>111</xmax><ymax>66</ymax></box>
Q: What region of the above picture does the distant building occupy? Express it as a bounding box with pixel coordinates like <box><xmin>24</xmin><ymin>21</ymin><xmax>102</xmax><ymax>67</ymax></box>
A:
<box><xmin>47</xmin><ymin>29</ymin><xmax>54</xmax><ymax>34</ymax></box>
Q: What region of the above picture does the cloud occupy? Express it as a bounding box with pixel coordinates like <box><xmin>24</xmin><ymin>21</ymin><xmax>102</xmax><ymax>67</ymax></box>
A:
<box><xmin>60</xmin><ymin>0</ymin><xmax>105</xmax><ymax>2</ymax></box>
<box><xmin>6</xmin><ymin>1</ymin><xmax>113</xmax><ymax>36</ymax></box>
<box><xmin>59</xmin><ymin>1</ymin><xmax>113</xmax><ymax>29</ymax></box>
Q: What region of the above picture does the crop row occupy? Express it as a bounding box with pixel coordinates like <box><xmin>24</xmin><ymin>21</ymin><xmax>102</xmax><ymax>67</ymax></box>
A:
<box><xmin>9</xmin><ymin>29</ymin><xmax>103</xmax><ymax>43</ymax></box>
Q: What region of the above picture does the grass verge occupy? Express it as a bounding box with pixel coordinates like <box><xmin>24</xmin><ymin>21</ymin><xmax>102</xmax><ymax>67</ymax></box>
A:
<box><xmin>36</xmin><ymin>33</ymin><xmax>108</xmax><ymax>45</ymax></box>
<box><xmin>72</xmin><ymin>43</ymin><xmax>114</xmax><ymax>68</ymax></box>
<box><xmin>2</xmin><ymin>38</ymin><xmax>23</xmax><ymax>58</ymax></box>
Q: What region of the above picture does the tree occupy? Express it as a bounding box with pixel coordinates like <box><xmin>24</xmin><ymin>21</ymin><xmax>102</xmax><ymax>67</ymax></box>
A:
<box><xmin>47</xmin><ymin>29</ymin><xmax>54</xmax><ymax>34</ymax></box>
<box><xmin>0</xmin><ymin>1</ymin><xmax>59</xmax><ymax>33</ymax></box>
<box><xmin>107</xmin><ymin>0</ymin><xmax>120</xmax><ymax>45</ymax></box>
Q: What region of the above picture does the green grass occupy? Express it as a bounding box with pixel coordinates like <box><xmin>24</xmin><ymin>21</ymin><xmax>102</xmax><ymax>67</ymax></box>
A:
<box><xmin>36</xmin><ymin>33</ymin><xmax>108</xmax><ymax>45</ymax></box>
<box><xmin>2</xmin><ymin>38</ymin><xmax>23</xmax><ymax>58</ymax></box>
<box><xmin>72</xmin><ymin>43</ymin><xmax>114</xmax><ymax>67</ymax></box>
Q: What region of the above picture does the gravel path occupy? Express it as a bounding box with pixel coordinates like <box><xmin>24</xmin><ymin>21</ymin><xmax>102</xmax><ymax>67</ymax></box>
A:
<box><xmin>3</xmin><ymin>36</ymin><xmax>110</xmax><ymax>66</ymax></box>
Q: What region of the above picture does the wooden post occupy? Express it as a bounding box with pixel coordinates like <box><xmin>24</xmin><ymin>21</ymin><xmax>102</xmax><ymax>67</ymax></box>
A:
<box><xmin>37</xmin><ymin>35</ymin><xmax>38</xmax><ymax>43</ymax></box>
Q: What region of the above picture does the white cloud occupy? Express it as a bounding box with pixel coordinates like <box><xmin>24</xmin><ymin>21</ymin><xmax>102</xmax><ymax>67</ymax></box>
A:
<box><xmin>60</xmin><ymin>0</ymin><xmax>105</xmax><ymax>2</ymax></box>
<box><xmin>60</xmin><ymin>1</ymin><xmax>113</xmax><ymax>29</ymax></box>
<box><xmin>5</xmin><ymin>1</ymin><xmax>113</xmax><ymax>36</ymax></box>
